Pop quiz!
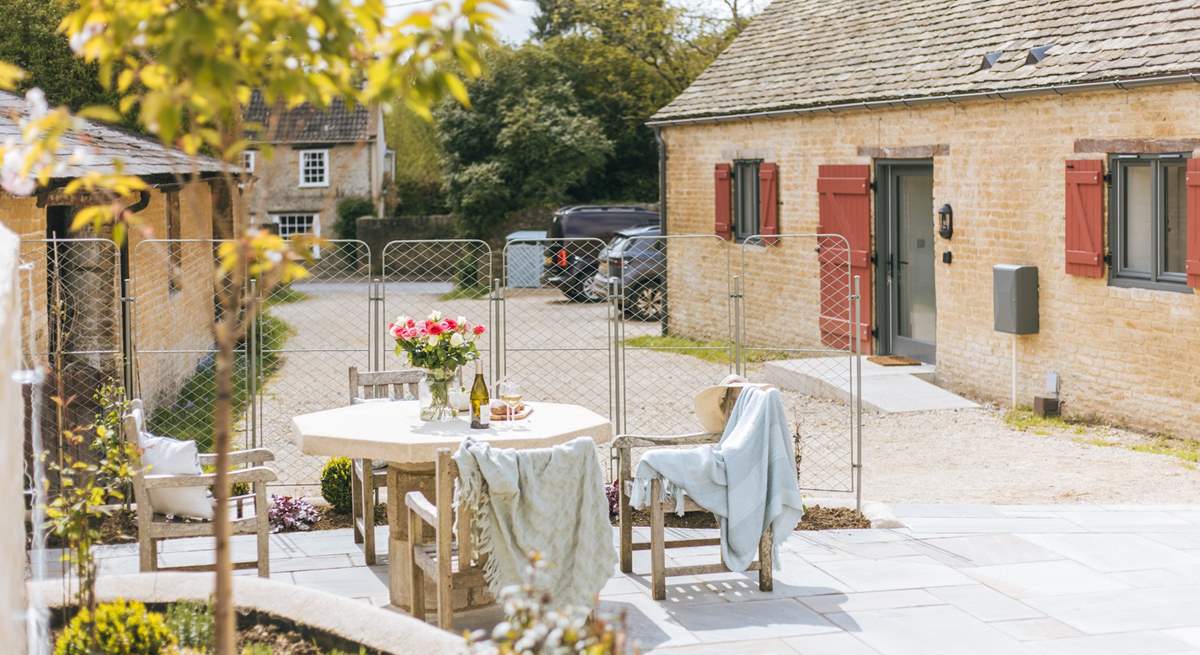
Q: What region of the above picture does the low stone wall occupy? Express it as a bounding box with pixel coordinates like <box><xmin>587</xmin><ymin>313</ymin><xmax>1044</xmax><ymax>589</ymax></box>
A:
<box><xmin>357</xmin><ymin>215</ymin><xmax>456</xmax><ymax>274</ymax></box>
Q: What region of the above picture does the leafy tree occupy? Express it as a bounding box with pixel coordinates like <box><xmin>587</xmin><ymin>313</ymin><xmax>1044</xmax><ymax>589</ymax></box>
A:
<box><xmin>437</xmin><ymin>47</ymin><xmax>612</xmax><ymax>237</ymax></box>
<box><xmin>385</xmin><ymin>104</ymin><xmax>450</xmax><ymax>215</ymax></box>
<box><xmin>0</xmin><ymin>0</ymin><xmax>114</xmax><ymax>110</ymax></box>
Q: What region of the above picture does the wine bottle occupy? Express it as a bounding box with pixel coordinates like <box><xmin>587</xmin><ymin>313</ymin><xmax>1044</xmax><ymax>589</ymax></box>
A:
<box><xmin>469</xmin><ymin>359</ymin><xmax>490</xmax><ymax>429</ymax></box>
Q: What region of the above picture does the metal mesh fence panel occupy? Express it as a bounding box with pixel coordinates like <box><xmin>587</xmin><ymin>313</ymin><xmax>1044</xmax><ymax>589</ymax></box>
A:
<box><xmin>129</xmin><ymin>239</ymin><xmax>249</xmax><ymax>455</ymax></box>
<box><xmin>254</xmin><ymin>240</ymin><xmax>372</xmax><ymax>490</ymax></box>
<box><xmin>500</xmin><ymin>237</ymin><xmax>613</xmax><ymax>423</ymax></box>
<box><xmin>381</xmin><ymin>239</ymin><xmax>495</xmax><ymax>378</ymax></box>
<box><xmin>739</xmin><ymin>234</ymin><xmax>859</xmax><ymax>494</ymax></box>
<box><xmin>19</xmin><ymin>237</ymin><xmax>124</xmax><ymax>491</ymax></box>
<box><xmin>617</xmin><ymin>235</ymin><xmax>733</xmax><ymax>437</ymax></box>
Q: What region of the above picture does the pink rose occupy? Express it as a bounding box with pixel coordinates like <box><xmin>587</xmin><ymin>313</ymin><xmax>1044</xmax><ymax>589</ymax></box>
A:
<box><xmin>444</xmin><ymin>318</ymin><xmax>458</xmax><ymax>330</ymax></box>
<box><xmin>473</xmin><ymin>325</ymin><xmax>486</xmax><ymax>336</ymax></box>
<box><xmin>406</xmin><ymin>318</ymin><xmax>415</xmax><ymax>328</ymax></box>
<box><xmin>428</xmin><ymin>323</ymin><xmax>444</xmax><ymax>336</ymax></box>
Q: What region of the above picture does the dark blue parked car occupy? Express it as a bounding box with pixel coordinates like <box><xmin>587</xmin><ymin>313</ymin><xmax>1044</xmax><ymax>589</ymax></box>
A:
<box><xmin>591</xmin><ymin>225</ymin><xmax>665</xmax><ymax>321</ymax></box>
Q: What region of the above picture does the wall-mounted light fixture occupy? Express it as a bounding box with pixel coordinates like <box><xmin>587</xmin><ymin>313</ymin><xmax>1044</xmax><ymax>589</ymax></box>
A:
<box><xmin>938</xmin><ymin>203</ymin><xmax>954</xmax><ymax>240</ymax></box>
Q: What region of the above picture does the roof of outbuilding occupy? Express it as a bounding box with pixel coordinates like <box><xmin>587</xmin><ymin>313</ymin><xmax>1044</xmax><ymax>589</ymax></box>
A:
<box><xmin>652</xmin><ymin>0</ymin><xmax>1200</xmax><ymax>123</ymax></box>
<box><xmin>244</xmin><ymin>91</ymin><xmax>374</xmax><ymax>144</ymax></box>
<box><xmin>0</xmin><ymin>91</ymin><xmax>225</xmax><ymax>180</ymax></box>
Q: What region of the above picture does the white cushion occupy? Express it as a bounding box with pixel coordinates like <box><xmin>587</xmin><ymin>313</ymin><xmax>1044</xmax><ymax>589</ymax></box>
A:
<box><xmin>140</xmin><ymin>432</ymin><xmax>214</xmax><ymax>520</ymax></box>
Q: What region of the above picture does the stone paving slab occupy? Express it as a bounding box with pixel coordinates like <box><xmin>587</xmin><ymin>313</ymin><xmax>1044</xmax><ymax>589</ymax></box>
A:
<box><xmin>42</xmin><ymin>503</ymin><xmax>1200</xmax><ymax>654</ymax></box>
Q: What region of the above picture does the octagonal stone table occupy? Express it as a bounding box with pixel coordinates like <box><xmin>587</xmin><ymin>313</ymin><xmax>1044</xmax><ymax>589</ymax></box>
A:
<box><xmin>292</xmin><ymin>399</ymin><xmax>611</xmax><ymax>610</ymax></box>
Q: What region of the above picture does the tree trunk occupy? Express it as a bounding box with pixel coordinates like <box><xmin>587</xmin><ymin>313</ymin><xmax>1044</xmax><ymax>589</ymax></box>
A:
<box><xmin>212</xmin><ymin>318</ymin><xmax>236</xmax><ymax>654</ymax></box>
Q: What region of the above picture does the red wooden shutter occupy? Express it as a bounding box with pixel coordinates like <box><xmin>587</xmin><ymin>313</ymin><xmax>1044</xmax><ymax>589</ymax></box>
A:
<box><xmin>1187</xmin><ymin>158</ymin><xmax>1200</xmax><ymax>288</ymax></box>
<box><xmin>1064</xmin><ymin>159</ymin><xmax>1105</xmax><ymax>278</ymax></box>
<box><xmin>714</xmin><ymin>164</ymin><xmax>732</xmax><ymax>240</ymax></box>
<box><xmin>759</xmin><ymin>162</ymin><xmax>779</xmax><ymax>245</ymax></box>
<box><xmin>817</xmin><ymin>165</ymin><xmax>872</xmax><ymax>353</ymax></box>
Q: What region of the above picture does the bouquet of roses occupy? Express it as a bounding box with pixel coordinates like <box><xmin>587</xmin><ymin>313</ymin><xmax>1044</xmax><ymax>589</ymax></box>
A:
<box><xmin>389</xmin><ymin>310</ymin><xmax>486</xmax><ymax>370</ymax></box>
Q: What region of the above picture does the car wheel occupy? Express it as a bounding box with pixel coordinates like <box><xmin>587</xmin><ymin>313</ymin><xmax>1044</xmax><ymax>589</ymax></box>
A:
<box><xmin>624</xmin><ymin>281</ymin><xmax>664</xmax><ymax>321</ymax></box>
<box><xmin>563</xmin><ymin>277</ymin><xmax>600</xmax><ymax>302</ymax></box>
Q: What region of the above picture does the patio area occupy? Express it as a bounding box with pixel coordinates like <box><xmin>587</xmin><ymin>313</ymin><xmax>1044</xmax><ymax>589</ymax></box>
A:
<box><xmin>56</xmin><ymin>502</ymin><xmax>1200</xmax><ymax>655</ymax></box>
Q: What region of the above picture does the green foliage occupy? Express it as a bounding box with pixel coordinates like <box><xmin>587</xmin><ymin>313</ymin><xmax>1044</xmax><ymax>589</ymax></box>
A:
<box><xmin>0</xmin><ymin>0</ymin><xmax>116</xmax><ymax>111</ymax></box>
<box><xmin>334</xmin><ymin>196</ymin><xmax>376</xmax><ymax>240</ymax></box>
<box><xmin>321</xmin><ymin>457</ymin><xmax>354</xmax><ymax>515</ymax></box>
<box><xmin>623</xmin><ymin>335</ymin><xmax>793</xmax><ymax>365</ymax></box>
<box><xmin>437</xmin><ymin>47</ymin><xmax>613</xmax><ymax>237</ymax></box>
<box><xmin>54</xmin><ymin>599</ymin><xmax>177</xmax><ymax>655</ymax></box>
<box><xmin>385</xmin><ymin>105</ymin><xmax>449</xmax><ymax>216</ymax></box>
<box><xmin>46</xmin><ymin>384</ymin><xmax>140</xmax><ymax>613</ymax></box>
<box><xmin>147</xmin><ymin>312</ymin><xmax>291</xmax><ymax>451</ymax></box>
<box><xmin>392</xmin><ymin>177</ymin><xmax>451</xmax><ymax>217</ymax></box>
<box><xmin>165</xmin><ymin>601</ymin><xmax>214</xmax><ymax>653</ymax></box>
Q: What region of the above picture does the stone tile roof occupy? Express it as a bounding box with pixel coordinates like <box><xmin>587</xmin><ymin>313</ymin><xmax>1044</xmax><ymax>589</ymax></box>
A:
<box><xmin>0</xmin><ymin>91</ymin><xmax>224</xmax><ymax>179</ymax></box>
<box><xmin>244</xmin><ymin>91</ymin><xmax>373</xmax><ymax>144</ymax></box>
<box><xmin>652</xmin><ymin>0</ymin><xmax>1200</xmax><ymax>122</ymax></box>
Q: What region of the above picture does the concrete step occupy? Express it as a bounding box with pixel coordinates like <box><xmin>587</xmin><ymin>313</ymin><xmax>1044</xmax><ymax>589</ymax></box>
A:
<box><xmin>762</xmin><ymin>356</ymin><xmax>979</xmax><ymax>413</ymax></box>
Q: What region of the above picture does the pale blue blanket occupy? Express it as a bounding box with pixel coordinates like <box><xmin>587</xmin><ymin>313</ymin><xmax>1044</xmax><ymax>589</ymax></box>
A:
<box><xmin>629</xmin><ymin>386</ymin><xmax>805</xmax><ymax>571</ymax></box>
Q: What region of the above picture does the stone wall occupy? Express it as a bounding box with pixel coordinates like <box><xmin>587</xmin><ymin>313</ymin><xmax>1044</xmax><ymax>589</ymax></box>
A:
<box><xmin>660</xmin><ymin>84</ymin><xmax>1200</xmax><ymax>438</ymax></box>
<box><xmin>0</xmin><ymin>223</ymin><xmax>28</xmax><ymax>654</ymax></box>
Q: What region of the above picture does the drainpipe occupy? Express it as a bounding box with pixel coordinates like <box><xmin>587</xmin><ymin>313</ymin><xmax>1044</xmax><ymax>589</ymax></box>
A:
<box><xmin>655</xmin><ymin>126</ymin><xmax>669</xmax><ymax>336</ymax></box>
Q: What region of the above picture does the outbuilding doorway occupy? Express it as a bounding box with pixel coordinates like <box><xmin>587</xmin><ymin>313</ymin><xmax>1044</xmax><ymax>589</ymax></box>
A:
<box><xmin>875</xmin><ymin>162</ymin><xmax>936</xmax><ymax>363</ymax></box>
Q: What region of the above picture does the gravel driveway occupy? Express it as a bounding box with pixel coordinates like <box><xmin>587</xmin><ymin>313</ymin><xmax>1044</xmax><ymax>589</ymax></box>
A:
<box><xmin>258</xmin><ymin>281</ymin><xmax>1200</xmax><ymax>504</ymax></box>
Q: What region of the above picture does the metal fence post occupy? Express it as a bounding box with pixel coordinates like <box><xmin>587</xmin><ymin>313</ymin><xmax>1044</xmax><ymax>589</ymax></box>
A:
<box><xmin>121</xmin><ymin>277</ymin><xmax>135</xmax><ymax>401</ymax></box>
<box><xmin>491</xmin><ymin>276</ymin><xmax>504</xmax><ymax>380</ymax></box>
<box><xmin>369</xmin><ymin>277</ymin><xmax>384</xmax><ymax>371</ymax></box>
<box><xmin>852</xmin><ymin>274</ymin><xmax>863</xmax><ymax>511</ymax></box>
<box><xmin>247</xmin><ymin>277</ymin><xmax>259</xmax><ymax>449</ymax></box>
<box><xmin>609</xmin><ymin>276</ymin><xmax>623</xmax><ymax>470</ymax></box>
<box><xmin>732</xmin><ymin>274</ymin><xmax>744</xmax><ymax>377</ymax></box>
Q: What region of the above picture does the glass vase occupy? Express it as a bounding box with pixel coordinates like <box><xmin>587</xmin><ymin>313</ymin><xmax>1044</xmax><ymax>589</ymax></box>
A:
<box><xmin>421</xmin><ymin>367</ymin><xmax>459</xmax><ymax>422</ymax></box>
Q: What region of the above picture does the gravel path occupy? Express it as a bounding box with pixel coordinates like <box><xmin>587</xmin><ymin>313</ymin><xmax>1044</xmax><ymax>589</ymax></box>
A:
<box><xmin>257</xmin><ymin>281</ymin><xmax>1200</xmax><ymax>504</ymax></box>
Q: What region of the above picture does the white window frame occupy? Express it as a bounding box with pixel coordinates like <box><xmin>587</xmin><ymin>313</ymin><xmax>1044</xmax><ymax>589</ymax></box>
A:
<box><xmin>298</xmin><ymin>149</ymin><xmax>330</xmax><ymax>187</ymax></box>
<box><xmin>242</xmin><ymin>150</ymin><xmax>256</xmax><ymax>173</ymax></box>
<box><xmin>270</xmin><ymin>212</ymin><xmax>322</xmax><ymax>257</ymax></box>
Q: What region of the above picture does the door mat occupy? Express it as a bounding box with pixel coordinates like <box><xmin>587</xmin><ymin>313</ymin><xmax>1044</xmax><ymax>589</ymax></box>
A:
<box><xmin>868</xmin><ymin>355</ymin><xmax>922</xmax><ymax>366</ymax></box>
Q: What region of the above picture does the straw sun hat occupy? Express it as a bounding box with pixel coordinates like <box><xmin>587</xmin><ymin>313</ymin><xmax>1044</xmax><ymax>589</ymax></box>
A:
<box><xmin>693</xmin><ymin>374</ymin><xmax>774</xmax><ymax>433</ymax></box>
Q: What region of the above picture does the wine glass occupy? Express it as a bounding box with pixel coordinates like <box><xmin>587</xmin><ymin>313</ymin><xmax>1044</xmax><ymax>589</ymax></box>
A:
<box><xmin>497</xmin><ymin>377</ymin><xmax>523</xmax><ymax>428</ymax></box>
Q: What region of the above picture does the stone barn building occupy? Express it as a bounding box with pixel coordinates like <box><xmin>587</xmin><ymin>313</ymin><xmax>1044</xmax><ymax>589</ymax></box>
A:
<box><xmin>0</xmin><ymin>90</ymin><xmax>228</xmax><ymax>443</ymax></box>
<box><xmin>650</xmin><ymin>0</ymin><xmax>1200</xmax><ymax>437</ymax></box>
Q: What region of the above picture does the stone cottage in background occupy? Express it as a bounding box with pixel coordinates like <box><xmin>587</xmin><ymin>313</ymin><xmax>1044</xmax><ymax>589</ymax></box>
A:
<box><xmin>0</xmin><ymin>90</ymin><xmax>226</xmax><ymax>456</ymax></box>
<box><xmin>243</xmin><ymin>91</ymin><xmax>388</xmax><ymax>245</ymax></box>
<box><xmin>650</xmin><ymin>0</ymin><xmax>1200</xmax><ymax>437</ymax></box>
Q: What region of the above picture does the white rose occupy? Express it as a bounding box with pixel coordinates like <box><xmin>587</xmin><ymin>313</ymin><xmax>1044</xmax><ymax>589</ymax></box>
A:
<box><xmin>427</xmin><ymin>335</ymin><xmax>438</xmax><ymax>347</ymax></box>
<box><xmin>428</xmin><ymin>310</ymin><xmax>442</xmax><ymax>321</ymax></box>
<box><xmin>397</xmin><ymin>315</ymin><xmax>410</xmax><ymax>327</ymax></box>
<box><xmin>456</xmin><ymin>316</ymin><xmax>467</xmax><ymax>327</ymax></box>
<box><xmin>449</xmin><ymin>333</ymin><xmax>464</xmax><ymax>347</ymax></box>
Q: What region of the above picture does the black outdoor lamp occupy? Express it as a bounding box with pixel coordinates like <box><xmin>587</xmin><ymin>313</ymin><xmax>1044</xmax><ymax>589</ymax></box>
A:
<box><xmin>938</xmin><ymin>203</ymin><xmax>954</xmax><ymax>240</ymax></box>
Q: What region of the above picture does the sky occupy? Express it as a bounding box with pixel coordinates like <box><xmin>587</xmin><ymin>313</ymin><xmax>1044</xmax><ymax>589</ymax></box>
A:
<box><xmin>385</xmin><ymin>0</ymin><xmax>753</xmax><ymax>44</ymax></box>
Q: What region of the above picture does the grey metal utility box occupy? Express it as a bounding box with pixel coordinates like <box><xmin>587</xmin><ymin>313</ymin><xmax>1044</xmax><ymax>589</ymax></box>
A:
<box><xmin>993</xmin><ymin>264</ymin><xmax>1039</xmax><ymax>334</ymax></box>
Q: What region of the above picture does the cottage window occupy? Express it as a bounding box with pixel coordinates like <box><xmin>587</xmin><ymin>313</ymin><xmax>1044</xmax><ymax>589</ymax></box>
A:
<box><xmin>271</xmin><ymin>213</ymin><xmax>321</xmax><ymax>257</ymax></box>
<box><xmin>1110</xmin><ymin>154</ymin><xmax>1189</xmax><ymax>290</ymax></box>
<box><xmin>242</xmin><ymin>150</ymin><xmax>256</xmax><ymax>174</ymax></box>
<box><xmin>298</xmin><ymin>149</ymin><xmax>329</xmax><ymax>187</ymax></box>
<box><xmin>166</xmin><ymin>190</ymin><xmax>182</xmax><ymax>294</ymax></box>
<box><xmin>733</xmin><ymin>160</ymin><xmax>760</xmax><ymax>241</ymax></box>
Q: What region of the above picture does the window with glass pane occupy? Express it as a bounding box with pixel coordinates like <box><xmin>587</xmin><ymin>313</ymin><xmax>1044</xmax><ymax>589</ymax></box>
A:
<box><xmin>274</xmin><ymin>214</ymin><xmax>315</xmax><ymax>237</ymax></box>
<box><xmin>299</xmin><ymin>150</ymin><xmax>328</xmax><ymax>186</ymax></box>
<box><xmin>733</xmin><ymin>160</ymin><xmax>760</xmax><ymax>241</ymax></box>
<box><xmin>1112</xmin><ymin>154</ymin><xmax>1190</xmax><ymax>289</ymax></box>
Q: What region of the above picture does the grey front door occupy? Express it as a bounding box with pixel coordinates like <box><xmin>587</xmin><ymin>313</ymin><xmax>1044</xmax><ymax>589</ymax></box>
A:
<box><xmin>875</xmin><ymin>163</ymin><xmax>936</xmax><ymax>363</ymax></box>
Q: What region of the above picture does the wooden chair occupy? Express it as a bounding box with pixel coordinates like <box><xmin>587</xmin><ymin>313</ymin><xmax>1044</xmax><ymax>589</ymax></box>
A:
<box><xmin>348</xmin><ymin>366</ymin><xmax>424</xmax><ymax>564</ymax></box>
<box><xmin>123</xmin><ymin>399</ymin><xmax>277</xmax><ymax>577</ymax></box>
<box><xmin>404</xmin><ymin>448</ymin><xmax>485</xmax><ymax>630</ymax></box>
<box><xmin>615</xmin><ymin>390</ymin><xmax>774</xmax><ymax>600</ymax></box>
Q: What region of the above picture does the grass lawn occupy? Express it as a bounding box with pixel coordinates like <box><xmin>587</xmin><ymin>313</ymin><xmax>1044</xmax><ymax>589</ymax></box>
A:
<box><xmin>438</xmin><ymin>284</ymin><xmax>490</xmax><ymax>301</ymax></box>
<box><xmin>1005</xmin><ymin>406</ymin><xmax>1200</xmax><ymax>468</ymax></box>
<box><xmin>146</xmin><ymin>310</ymin><xmax>293</xmax><ymax>452</ymax></box>
<box><xmin>623</xmin><ymin>335</ymin><xmax>796</xmax><ymax>365</ymax></box>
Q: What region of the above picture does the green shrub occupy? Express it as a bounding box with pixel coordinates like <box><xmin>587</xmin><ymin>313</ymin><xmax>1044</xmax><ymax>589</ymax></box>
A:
<box><xmin>165</xmin><ymin>600</ymin><xmax>213</xmax><ymax>652</ymax></box>
<box><xmin>334</xmin><ymin>196</ymin><xmax>375</xmax><ymax>240</ymax></box>
<box><xmin>54</xmin><ymin>599</ymin><xmax>177</xmax><ymax>655</ymax></box>
<box><xmin>321</xmin><ymin>457</ymin><xmax>354</xmax><ymax>514</ymax></box>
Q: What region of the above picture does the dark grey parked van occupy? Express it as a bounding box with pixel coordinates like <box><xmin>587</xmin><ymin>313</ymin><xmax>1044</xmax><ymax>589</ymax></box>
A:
<box><xmin>542</xmin><ymin>205</ymin><xmax>658</xmax><ymax>301</ymax></box>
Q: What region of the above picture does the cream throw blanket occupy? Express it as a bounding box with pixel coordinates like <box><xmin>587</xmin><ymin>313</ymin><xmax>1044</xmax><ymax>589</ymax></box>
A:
<box><xmin>629</xmin><ymin>386</ymin><xmax>805</xmax><ymax>572</ymax></box>
<box><xmin>453</xmin><ymin>436</ymin><xmax>615</xmax><ymax>609</ymax></box>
